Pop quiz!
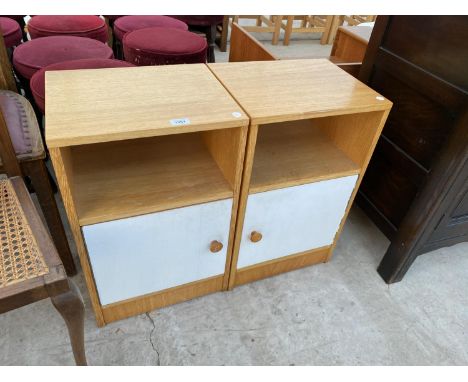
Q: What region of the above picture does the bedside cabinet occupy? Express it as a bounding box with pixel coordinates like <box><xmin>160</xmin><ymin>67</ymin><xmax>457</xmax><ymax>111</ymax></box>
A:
<box><xmin>46</xmin><ymin>64</ymin><xmax>249</xmax><ymax>326</ymax></box>
<box><xmin>209</xmin><ymin>59</ymin><xmax>392</xmax><ymax>288</ymax></box>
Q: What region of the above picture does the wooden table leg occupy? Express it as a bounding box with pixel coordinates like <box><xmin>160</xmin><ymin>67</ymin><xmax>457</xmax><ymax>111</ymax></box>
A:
<box><xmin>51</xmin><ymin>279</ymin><xmax>87</xmax><ymax>366</ymax></box>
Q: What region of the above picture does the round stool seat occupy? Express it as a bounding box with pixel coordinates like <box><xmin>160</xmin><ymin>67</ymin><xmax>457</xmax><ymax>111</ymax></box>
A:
<box><xmin>123</xmin><ymin>27</ymin><xmax>207</xmax><ymax>66</ymax></box>
<box><xmin>4</xmin><ymin>15</ymin><xmax>26</xmax><ymax>23</ymax></box>
<box><xmin>172</xmin><ymin>16</ymin><xmax>224</xmax><ymax>26</ymax></box>
<box><xmin>30</xmin><ymin>58</ymin><xmax>135</xmax><ymax>114</ymax></box>
<box><xmin>28</xmin><ymin>15</ymin><xmax>108</xmax><ymax>43</ymax></box>
<box><xmin>13</xmin><ymin>36</ymin><xmax>114</xmax><ymax>79</ymax></box>
<box><xmin>113</xmin><ymin>15</ymin><xmax>187</xmax><ymax>41</ymax></box>
<box><xmin>0</xmin><ymin>17</ymin><xmax>22</xmax><ymax>48</ymax></box>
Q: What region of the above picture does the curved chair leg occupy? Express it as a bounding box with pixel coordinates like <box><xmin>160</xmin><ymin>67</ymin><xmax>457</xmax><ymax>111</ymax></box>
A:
<box><xmin>21</xmin><ymin>160</ymin><xmax>77</xmax><ymax>275</ymax></box>
<box><xmin>51</xmin><ymin>279</ymin><xmax>87</xmax><ymax>366</ymax></box>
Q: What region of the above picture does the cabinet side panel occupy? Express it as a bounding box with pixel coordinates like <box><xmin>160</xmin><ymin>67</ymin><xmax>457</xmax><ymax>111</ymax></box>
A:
<box><xmin>325</xmin><ymin>109</ymin><xmax>391</xmax><ymax>259</ymax></box>
<box><xmin>202</xmin><ymin>127</ymin><xmax>244</xmax><ymax>189</ymax></box>
<box><xmin>317</xmin><ymin>110</ymin><xmax>387</xmax><ymax>168</ymax></box>
<box><xmin>49</xmin><ymin>147</ymin><xmax>105</xmax><ymax>326</ymax></box>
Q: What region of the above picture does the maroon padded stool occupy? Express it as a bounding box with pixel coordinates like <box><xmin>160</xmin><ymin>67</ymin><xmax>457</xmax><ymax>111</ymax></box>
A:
<box><xmin>172</xmin><ymin>16</ymin><xmax>224</xmax><ymax>63</ymax></box>
<box><xmin>12</xmin><ymin>36</ymin><xmax>113</xmax><ymax>118</ymax></box>
<box><xmin>113</xmin><ymin>16</ymin><xmax>187</xmax><ymax>59</ymax></box>
<box><xmin>30</xmin><ymin>58</ymin><xmax>135</xmax><ymax>115</ymax></box>
<box><xmin>123</xmin><ymin>27</ymin><xmax>207</xmax><ymax>66</ymax></box>
<box><xmin>27</xmin><ymin>15</ymin><xmax>108</xmax><ymax>43</ymax></box>
<box><xmin>114</xmin><ymin>16</ymin><xmax>187</xmax><ymax>41</ymax></box>
<box><xmin>13</xmin><ymin>36</ymin><xmax>114</xmax><ymax>80</ymax></box>
<box><xmin>0</xmin><ymin>17</ymin><xmax>22</xmax><ymax>48</ymax></box>
<box><xmin>4</xmin><ymin>16</ymin><xmax>27</xmax><ymax>41</ymax></box>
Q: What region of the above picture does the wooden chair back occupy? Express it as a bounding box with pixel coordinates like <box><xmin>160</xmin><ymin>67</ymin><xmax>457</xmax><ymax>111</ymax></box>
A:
<box><xmin>0</xmin><ymin>31</ymin><xmax>22</xmax><ymax>177</ymax></box>
<box><xmin>0</xmin><ymin>31</ymin><xmax>17</xmax><ymax>92</ymax></box>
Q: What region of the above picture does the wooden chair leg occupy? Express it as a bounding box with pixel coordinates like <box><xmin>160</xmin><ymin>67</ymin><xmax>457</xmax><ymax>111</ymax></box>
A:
<box><xmin>51</xmin><ymin>278</ymin><xmax>87</xmax><ymax>366</ymax></box>
<box><xmin>272</xmin><ymin>16</ymin><xmax>283</xmax><ymax>45</ymax></box>
<box><xmin>21</xmin><ymin>160</ymin><xmax>77</xmax><ymax>275</ymax></box>
<box><xmin>207</xmin><ymin>24</ymin><xmax>217</xmax><ymax>63</ymax></box>
<box><xmin>283</xmin><ymin>16</ymin><xmax>294</xmax><ymax>46</ymax></box>
<box><xmin>218</xmin><ymin>16</ymin><xmax>229</xmax><ymax>52</ymax></box>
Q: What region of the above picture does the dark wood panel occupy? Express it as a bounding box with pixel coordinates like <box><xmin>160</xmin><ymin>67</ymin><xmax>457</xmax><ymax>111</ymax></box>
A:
<box><xmin>382</xmin><ymin>16</ymin><xmax>468</xmax><ymax>90</ymax></box>
<box><xmin>371</xmin><ymin>69</ymin><xmax>456</xmax><ymax>169</ymax></box>
<box><xmin>428</xmin><ymin>163</ymin><xmax>468</xmax><ymax>243</ymax></box>
<box><xmin>360</xmin><ymin>137</ymin><xmax>426</xmax><ymax>228</ymax></box>
<box><xmin>358</xmin><ymin>16</ymin><xmax>468</xmax><ymax>282</ymax></box>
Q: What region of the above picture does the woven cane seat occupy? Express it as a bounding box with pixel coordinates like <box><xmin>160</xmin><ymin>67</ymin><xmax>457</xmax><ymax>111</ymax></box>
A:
<box><xmin>0</xmin><ymin>179</ymin><xmax>48</xmax><ymax>287</ymax></box>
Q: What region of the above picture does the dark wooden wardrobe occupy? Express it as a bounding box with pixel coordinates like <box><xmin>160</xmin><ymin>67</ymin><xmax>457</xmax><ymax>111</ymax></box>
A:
<box><xmin>356</xmin><ymin>16</ymin><xmax>468</xmax><ymax>283</ymax></box>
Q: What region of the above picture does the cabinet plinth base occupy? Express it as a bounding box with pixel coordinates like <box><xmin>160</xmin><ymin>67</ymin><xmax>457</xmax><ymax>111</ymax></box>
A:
<box><xmin>100</xmin><ymin>275</ymin><xmax>224</xmax><ymax>325</ymax></box>
<box><xmin>233</xmin><ymin>246</ymin><xmax>330</xmax><ymax>287</ymax></box>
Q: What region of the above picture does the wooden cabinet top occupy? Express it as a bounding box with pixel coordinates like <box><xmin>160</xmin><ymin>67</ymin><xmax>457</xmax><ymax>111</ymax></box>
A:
<box><xmin>45</xmin><ymin>64</ymin><xmax>249</xmax><ymax>148</ymax></box>
<box><xmin>209</xmin><ymin>59</ymin><xmax>392</xmax><ymax>125</ymax></box>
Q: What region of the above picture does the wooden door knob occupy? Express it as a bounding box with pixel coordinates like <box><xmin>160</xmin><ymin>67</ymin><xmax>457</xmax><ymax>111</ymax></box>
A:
<box><xmin>250</xmin><ymin>231</ymin><xmax>263</xmax><ymax>243</ymax></box>
<box><xmin>210</xmin><ymin>240</ymin><xmax>223</xmax><ymax>253</ymax></box>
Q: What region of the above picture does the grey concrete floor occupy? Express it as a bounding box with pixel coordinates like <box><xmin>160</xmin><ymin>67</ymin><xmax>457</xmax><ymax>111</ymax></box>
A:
<box><xmin>1</xmin><ymin>203</ymin><xmax>467</xmax><ymax>365</ymax></box>
<box><xmin>1</xmin><ymin>30</ymin><xmax>467</xmax><ymax>366</ymax></box>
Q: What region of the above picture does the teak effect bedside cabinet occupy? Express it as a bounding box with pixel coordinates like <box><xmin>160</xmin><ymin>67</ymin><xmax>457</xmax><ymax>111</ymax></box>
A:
<box><xmin>46</xmin><ymin>64</ymin><xmax>249</xmax><ymax>326</ymax></box>
<box><xmin>209</xmin><ymin>59</ymin><xmax>392</xmax><ymax>288</ymax></box>
<box><xmin>46</xmin><ymin>60</ymin><xmax>391</xmax><ymax>326</ymax></box>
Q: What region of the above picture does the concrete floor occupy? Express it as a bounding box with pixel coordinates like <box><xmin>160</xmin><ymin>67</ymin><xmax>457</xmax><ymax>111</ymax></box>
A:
<box><xmin>1</xmin><ymin>204</ymin><xmax>467</xmax><ymax>365</ymax></box>
<box><xmin>1</xmin><ymin>30</ymin><xmax>468</xmax><ymax>366</ymax></box>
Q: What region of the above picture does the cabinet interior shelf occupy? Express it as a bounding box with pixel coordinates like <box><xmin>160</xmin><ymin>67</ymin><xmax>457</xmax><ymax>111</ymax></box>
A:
<box><xmin>250</xmin><ymin>119</ymin><xmax>361</xmax><ymax>193</ymax></box>
<box><xmin>71</xmin><ymin>132</ymin><xmax>234</xmax><ymax>226</ymax></box>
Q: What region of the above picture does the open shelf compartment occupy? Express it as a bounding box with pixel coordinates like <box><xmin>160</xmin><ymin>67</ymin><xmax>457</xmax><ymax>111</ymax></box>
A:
<box><xmin>250</xmin><ymin>116</ymin><xmax>365</xmax><ymax>193</ymax></box>
<box><xmin>68</xmin><ymin>129</ymin><xmax>243</xmax><ymax>226</ymax></box>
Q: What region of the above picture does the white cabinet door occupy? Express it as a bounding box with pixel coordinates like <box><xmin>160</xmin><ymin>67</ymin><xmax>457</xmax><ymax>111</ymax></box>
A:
<box><xmin>238</xmin><ymin>175</ymin><xmax>358</xmax><ymax>268</ymax></box>
<box><xmin>83</xmin><ymin>198</ymin><xmax>233</xmax><ymax>305</ymax></box>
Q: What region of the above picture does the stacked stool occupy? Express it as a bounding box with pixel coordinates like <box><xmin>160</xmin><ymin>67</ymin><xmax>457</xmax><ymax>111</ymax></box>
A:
<box><xmin>12</xmin><ymin>36</ymin><xmax>113</xmax><ymax>112</ymax></box>
<box><xmin>0</xmin><ymin>17</ymin><xmax>22</xmax><ymax>52</ymax></box>
<box><xmin>113</xmin><ymin>15</ymin><xmax>187</xmax><ymax>58</ymax></box>
<box><xmin>30</xmin><ymin>58</ymin><xmax>135</xmax><ymax>115</ymax></box>
<box><xmin>123</xmin><ymin>27</ymin><xmax>207</xmax><ymax>66</ymax></box>
<box><xmin>27</xmin><ymin>15</ymin><xmax>108</xmax><ymax>43</ymax></box>
<box><xmin>3</xmin><ymin>15</ymin><xmax>27</xmax><ymax>41</ymax></box>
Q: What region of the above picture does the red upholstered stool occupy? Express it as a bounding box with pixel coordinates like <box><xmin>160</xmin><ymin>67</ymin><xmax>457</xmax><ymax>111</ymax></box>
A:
<box><xmin>114</xmin><ymin>16</ymin><xmax>187</xmax><ymax>41</ymax></box>
<box><xmin>113</xmin><ymin>16</ymin><xmax>187</xmax><ymax>59</ymax></box>
<box><xmin>27</xmin><ymin>15</ymin><xmax>108</xmax><ymax>43</ymax></box>
<box><xmin>12</xmin><ymin>36</ymin><xmax>113</xmax><ymax>117</ymax></box>
<box><xmin>13</xmin><ymin>36</ymin><xmax>114</xmax><ymax>80</ymax></box>
<box><xmin>30</xmin><ymin>58</ymin><xmax>135</xmax><ymax>115</ymax></box>
<box><xmin>172</xmin><ymin>16</ymin><xmax>224</xmax><ymax>63</ymax></box>
<box><xmin>123</xmin><ymin>27</ymin><xmax>207</xmax><ymax>66</ymax></box>
<box><xmin>4</xmin><ymin>16</ymin><xmax>27</xmax><ymax>42</ymax></box>
<box><xmin>0</xmin><ymin>17</ymin><xmax>22</xmax><ymax>48</ymax></box>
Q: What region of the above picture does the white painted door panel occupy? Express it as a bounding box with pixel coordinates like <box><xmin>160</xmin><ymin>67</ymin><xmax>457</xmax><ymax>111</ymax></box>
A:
<box><xmin>83</xmin><ymin>198</ymin><xmax>233</xmax><ymax>305</ymax></box>
<box><xmin>238</xmin><ymin>175</ymin><xmax>358</xmax><ymax>268</ymax></box>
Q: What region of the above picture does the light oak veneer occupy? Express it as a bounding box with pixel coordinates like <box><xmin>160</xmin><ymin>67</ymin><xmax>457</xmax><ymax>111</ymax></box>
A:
<box><xmin>208</xmin><ymin>59</ymin><xmax>391</xmax><ymax>125</ymax></box>
<box><xmin>45</xmin><ymin>64</ymin><xmax>249</xmax><ymax>147</ymax></box>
